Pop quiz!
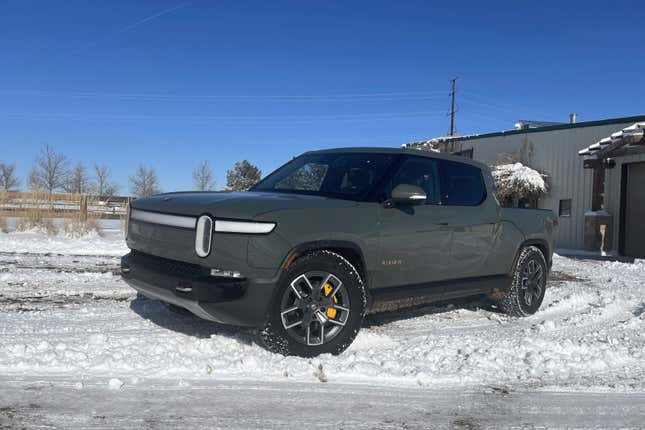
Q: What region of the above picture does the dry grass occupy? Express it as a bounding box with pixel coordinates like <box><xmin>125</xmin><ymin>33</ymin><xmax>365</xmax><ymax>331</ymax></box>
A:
<box><xmin>5</xmin><ymin>192</ymin><xmax>108</xmax><ymax>237</ymax></box>
<box><xmin>62</xmin><ymin>216</ymin><xmax>102</xmax><ymax>238</ymax></box>
<box><xmin>0</xmin><ymin>216</ymin><xmax>8</xmax><ymax>233</ymax></box>
<box><xmin>15</xmin><ymin>208</ymin><xmax>59</xmax><ymax>235</ymax></box>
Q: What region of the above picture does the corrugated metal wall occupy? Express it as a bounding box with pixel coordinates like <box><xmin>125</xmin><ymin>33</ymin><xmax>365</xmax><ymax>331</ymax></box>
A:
<box><xmin>446</xmin><ymin>122</ymin><xmax>636</xmax><ymax>250</ymax></box>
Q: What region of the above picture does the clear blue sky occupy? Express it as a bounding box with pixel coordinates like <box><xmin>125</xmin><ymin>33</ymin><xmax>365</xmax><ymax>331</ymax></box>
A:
<box><xmin>1</xmin><ymin>0</ymin><xmax>643</xmax><ymax>193</ymax></box>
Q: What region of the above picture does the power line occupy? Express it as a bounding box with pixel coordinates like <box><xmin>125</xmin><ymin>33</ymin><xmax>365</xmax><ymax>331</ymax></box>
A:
<box><xmin>4</xmin><ymin>110</ymin><xmax>448</xmax><ymax>123</ymax></box>
<box><xmin>0</xmin><ymin>90</ymin><xmax>447</xmax><ymax>102</ymax></box>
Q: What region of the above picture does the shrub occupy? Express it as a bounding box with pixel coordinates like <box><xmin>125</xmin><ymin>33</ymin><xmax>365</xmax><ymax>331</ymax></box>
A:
<box><xmin>62</xmin><ymin>216</ymin><xmax>102</xmax><ymax>238</ymax></box>
<box><xmin>492</xmin><ymin>162</ymin><xmax>547</xmax><ymax>207</ymax></box>
<box><xmin>15</xmin><ymin>209</ymin><xmax>59</xmax><ymax>235</ymax></box>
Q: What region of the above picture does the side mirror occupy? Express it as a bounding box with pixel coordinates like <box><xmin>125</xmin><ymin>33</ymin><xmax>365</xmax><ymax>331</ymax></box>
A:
<box><xmin>389</xmin><ymin>184</ymin><xmax>427</xmax><ymax>205</ymax></box>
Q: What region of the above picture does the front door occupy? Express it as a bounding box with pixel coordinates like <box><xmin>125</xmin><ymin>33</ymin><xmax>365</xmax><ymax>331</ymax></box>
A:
<box><xmin>375</xmin><ymin>156</ymin><xmax>452</xmax><ymax>293</ymax></box>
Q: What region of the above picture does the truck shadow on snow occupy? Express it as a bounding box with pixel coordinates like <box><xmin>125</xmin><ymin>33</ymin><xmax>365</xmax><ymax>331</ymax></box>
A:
<box><xmin>128</xmin><ymin>294</ymin><xmax>502</xmax><ymax>343</ymax></box>
<box><xmin>364</xmin><ymin>295</ymin><xmax>502</xmax><ymax>328</ymax></box>
<box><xmin>128</xmin><ymin>296</ymin><xmax>256</xmax><ymax>345</ymax></box>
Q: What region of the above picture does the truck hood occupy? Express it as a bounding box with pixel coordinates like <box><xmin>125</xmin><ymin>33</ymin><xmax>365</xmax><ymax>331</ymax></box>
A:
<box><xmin>130</xmin><ymin>191</ymin><xmax>356</xmax><ymax>220</ymax></box>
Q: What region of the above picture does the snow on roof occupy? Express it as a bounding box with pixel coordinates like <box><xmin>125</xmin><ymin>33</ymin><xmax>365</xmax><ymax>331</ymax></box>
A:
<box><xmin>402</xmin><ymin>134</ymin><xmax>474</xmax><ymax>151</ymax></box>
<box><xmin>578</xmin><ymin>122</ymin><xmax>645</xmax><ymax>157</ymax></box>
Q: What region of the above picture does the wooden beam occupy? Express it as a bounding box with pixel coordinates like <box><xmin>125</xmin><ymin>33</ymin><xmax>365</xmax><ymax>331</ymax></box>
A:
<box><xmin>591</xmin><ymin>166</ymin><xmax>606</xmax><ymax>211</ymax></box>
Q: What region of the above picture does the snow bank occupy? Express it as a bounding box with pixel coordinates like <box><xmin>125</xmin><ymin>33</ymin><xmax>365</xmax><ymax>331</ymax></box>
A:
<box><xmin>0</xmin><ymin>230</ymin><xmax>127</xmax><ymax>256</ymax></box>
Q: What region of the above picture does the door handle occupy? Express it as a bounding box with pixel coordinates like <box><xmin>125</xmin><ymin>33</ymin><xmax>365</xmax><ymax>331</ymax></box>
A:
<box><xmin>435</xmin><ymin>222</ymin><xmax>449</xmax><ymax>226</ymax></box>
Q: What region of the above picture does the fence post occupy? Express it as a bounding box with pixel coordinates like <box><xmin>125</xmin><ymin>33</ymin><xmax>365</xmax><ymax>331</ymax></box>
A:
<box><xmin>80</xmin><ymin>195</ymin><xmax>88</xmax><ymax>221</ymax></box>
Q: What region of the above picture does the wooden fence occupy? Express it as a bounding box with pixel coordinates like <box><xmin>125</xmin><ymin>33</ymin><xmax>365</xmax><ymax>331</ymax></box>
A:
<box><xmin>0</xmin><ymin>191</ymin><xmax>131</xmax><ymax>220</ymax></box>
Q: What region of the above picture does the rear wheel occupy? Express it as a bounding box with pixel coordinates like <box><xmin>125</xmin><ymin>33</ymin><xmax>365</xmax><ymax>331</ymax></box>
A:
<box><xmin>259</xmin><ymin>250</ymin><xmax>366</xmax><ymax>357</ymax></box>
<box><xmin>497</xmin><ymin>246</ymin><xmax>547</xmax><ymax>317</ymax></box>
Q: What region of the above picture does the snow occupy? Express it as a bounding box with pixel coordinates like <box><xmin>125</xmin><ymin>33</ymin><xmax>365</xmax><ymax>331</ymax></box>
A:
<box><xmin>1</xmin><ymin>230</ymin><xmax>645</xmax><ymax>426</ymax></box>
<box><xmin>0</xmin><ymin>227</ymin><xmax>127</xmax><ymax>256</ymax></box>
<box><xmin>584</xmin><ymin>210</ymin><xmax>611</xmax><ymax>216</ymax></box>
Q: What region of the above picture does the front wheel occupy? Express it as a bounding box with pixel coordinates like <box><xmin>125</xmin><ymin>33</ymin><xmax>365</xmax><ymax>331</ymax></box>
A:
<box><xmin>259</xmin><ymin>250</ymin><xmax>367</xmax><ymax>357</ymax></box>
<box><xmin>497</xmin><ymin>246</ymin><xmax>548</xmax><ymax>317</ymax></box>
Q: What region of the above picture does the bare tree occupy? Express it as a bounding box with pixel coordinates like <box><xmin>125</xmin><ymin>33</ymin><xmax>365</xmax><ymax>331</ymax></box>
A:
<box><xmin>129</xmin><ymin>164</ymin><xmax>161</xmax><ymax>197</ymax></box>
<box><xmin>226</xmin><ymin>160</ymin><xmax>261</xmax><ymax>191</ymax></box>
<box><xmin>64</xmin><ymin>162</ymin><xmax>91</xmax><ymax>194</ymax></box>
<box><xmin>0</xmin><ymin>162</ymin><xmax>19</xmax><ymax>191</ymax></box>
<box><xmin>193</xmin><ymin>161</ymin><xmax>215</xmax><ymax>191</ymax></box>
<box><xmin>28</xmin><ymin>144</ymin><xmax>69</xmax><ymax>194</ymax></box>
<box><xmin>94</xmin><ymin>164</ymin><xmax>119</xmax><ymax>197</ymax></box>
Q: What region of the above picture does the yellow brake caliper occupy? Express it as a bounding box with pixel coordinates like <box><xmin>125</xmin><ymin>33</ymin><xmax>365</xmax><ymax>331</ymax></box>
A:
<box><xmin>322</xmin><ymin>283</ymin><xmax>338</xmax><ymax>319</ymax></box>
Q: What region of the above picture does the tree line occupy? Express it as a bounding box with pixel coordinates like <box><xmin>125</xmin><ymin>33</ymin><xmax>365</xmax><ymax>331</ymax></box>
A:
<box><xmin>0</xmin><ymin>144</ymin><xmax>262</xmax><ymax>198</ymax></box>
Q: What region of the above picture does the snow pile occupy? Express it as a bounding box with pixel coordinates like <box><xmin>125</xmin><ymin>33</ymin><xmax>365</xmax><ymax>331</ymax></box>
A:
<box><xmin>492</xmin><ymin>162</ymin><xmax>547</xmax><ymax>203</ymax></box>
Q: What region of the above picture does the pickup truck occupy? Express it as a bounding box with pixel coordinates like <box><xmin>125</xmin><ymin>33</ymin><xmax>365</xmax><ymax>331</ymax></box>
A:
<box><xmin>121</xmin><ymin>148</ymin><xmax>557</xmax><ymax>357</ymax></box>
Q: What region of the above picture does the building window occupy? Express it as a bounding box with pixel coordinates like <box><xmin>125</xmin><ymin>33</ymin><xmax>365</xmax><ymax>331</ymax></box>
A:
<box><xmin>559</xmin><ymin>199</ymin><xmax>572</xmax><ymax>217</ymax></box>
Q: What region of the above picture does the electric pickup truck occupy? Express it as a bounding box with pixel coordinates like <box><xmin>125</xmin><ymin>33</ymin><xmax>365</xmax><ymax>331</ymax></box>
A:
<box><xmin>121</xmin><ymin>148</ymin><xmax>557</xmax><ymax>357</ymax></box>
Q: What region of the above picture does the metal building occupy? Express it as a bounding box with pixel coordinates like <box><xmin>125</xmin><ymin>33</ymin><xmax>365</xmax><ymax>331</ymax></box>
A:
<box><xmin>404</xmin><ymin>115</ymin><xmax>645</xmax><ymax>257</ymax></box>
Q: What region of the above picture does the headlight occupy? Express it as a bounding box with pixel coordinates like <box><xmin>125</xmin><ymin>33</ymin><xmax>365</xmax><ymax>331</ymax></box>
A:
<box><xmin>195</xmin><ymin>215</ymin><xmax>213</xmax><ymax>258</ymax></box>
<box><xmin>214</xmin><ymin>220</ymin><xmax>275</xmax><ymax>234</ymax></box>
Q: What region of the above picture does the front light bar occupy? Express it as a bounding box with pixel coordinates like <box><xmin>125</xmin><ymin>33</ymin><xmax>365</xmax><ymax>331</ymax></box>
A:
<box><xmin>214</xmin><ymin>220</ymin><xmax>276</xmax><ymax>234</ymax></box>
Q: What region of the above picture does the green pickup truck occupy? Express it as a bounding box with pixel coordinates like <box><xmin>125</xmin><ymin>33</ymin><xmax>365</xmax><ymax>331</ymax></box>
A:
<box><xmin>121</xmin><ymin>148</ymin><xmax>557</xmax><ymax>357</ymax></box>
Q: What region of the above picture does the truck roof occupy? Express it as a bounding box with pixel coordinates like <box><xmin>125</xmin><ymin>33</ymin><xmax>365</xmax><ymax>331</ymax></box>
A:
<box><xmin>304</xmin><ymin>146</ymin><xmax>491</xmax><ymax>171</ymax></box>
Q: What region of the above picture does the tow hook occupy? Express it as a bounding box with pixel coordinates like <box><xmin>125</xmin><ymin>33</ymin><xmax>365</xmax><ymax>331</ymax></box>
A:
<box><xmin>175</xmin><ymin>281</ymin><xmax>193</xmax><ymax>293</ymax></box>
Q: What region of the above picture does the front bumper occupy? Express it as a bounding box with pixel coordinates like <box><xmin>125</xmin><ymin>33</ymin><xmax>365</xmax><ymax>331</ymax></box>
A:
<box><xmin>121</xmin><ymin>251</ymin><xmax>278</xmax><ymax>327</ymax></box>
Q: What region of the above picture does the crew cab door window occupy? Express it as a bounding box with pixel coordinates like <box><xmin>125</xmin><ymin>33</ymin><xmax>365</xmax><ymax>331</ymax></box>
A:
<box><xmin>386</xmin><ymin>157</ymin><xmax>441</xmax><ymax>204</ymax></box>
<box><xmin>439</xmin><ymin>160</ymin><xmax>486</xmax><ymax>206</ymax></box>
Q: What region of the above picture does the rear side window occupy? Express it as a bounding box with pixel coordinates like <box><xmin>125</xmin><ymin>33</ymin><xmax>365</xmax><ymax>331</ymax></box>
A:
<box><xmin>439</xmin><ymin>160</ymin><xmax>486</xmax><ymax>206</ymax></box>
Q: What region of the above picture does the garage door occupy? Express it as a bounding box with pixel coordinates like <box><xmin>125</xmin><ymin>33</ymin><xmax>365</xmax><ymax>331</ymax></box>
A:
<box><xmin>623</xmin><ymin>162</ymin><xmax>645</xmax><ymax>258</ymax></box>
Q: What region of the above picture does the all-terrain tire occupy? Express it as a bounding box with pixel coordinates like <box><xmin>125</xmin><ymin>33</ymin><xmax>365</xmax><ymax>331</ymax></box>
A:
<box><xmin>497</xmin><ymin>246</ymin><xmax>548</xmax><ymax>317</ymax></box>
<box><xmin>259</xmin><ymin>250</ymin><xmax>367</xmax><ymax>357</ymax></box>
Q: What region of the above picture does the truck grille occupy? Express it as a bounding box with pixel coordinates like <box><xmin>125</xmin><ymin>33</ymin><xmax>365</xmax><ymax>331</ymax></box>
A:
<box><xmin>128</xmin><ymin>250</ymin><xmax>209</xmax><ymax>279</ymax></box>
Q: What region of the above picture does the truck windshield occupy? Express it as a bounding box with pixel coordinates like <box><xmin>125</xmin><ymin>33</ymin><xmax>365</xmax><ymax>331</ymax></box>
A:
<box><xmin>252</xmin><ymin>152</ymin><xmax>397</xmax><ymax>201</ymax></box>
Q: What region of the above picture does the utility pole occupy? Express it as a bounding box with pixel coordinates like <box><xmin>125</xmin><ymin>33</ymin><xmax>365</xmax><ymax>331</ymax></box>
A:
<box><xmin>448</xmin><ymin>77</ymin><xmax>458</xmax><ymax>136</ymax></box>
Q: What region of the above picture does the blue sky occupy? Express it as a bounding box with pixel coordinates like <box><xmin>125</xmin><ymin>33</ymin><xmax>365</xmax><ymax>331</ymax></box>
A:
<box><xmin>1</xmin><ymin>0</ymin><xmax>643</xmax><ymax>193</ymax></box>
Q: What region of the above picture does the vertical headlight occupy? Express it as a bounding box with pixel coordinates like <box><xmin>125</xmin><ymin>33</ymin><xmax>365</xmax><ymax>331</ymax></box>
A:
<box><xmin>195</xmin><ymin>215</ymin><xmax>213</xmax><ymax>258</ymax></box>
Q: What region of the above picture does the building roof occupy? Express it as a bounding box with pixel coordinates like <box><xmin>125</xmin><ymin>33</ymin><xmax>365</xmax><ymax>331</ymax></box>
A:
<box><xmin>405</xmin><ymin>114</ymin><xmax>645</xmax><ymax>148</ymax></box>
<box><xmin>578</xmin><ymin>122</ymin><xmax>645</xmax><ymax>159</ymax></box>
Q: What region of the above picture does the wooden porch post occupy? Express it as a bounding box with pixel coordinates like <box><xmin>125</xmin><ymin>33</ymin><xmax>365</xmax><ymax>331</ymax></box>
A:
<box><xmin>591</xmin><ymin>165</ymin><xmax>605</xmax><ymax>211</ymax></box>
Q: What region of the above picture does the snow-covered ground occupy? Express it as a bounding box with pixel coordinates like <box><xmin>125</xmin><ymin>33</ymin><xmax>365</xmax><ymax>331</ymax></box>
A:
<box><xmin>1</xmin><ymin>229</ymin><xmax>644</xmax><ymax>428</ymax></box>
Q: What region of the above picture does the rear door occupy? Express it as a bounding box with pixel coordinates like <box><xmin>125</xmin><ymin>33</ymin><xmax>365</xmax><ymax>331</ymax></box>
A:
<box><xmin>437</xmin><ymin>159</ymin><xmax>501</xmax><ymax>297</ymax></box>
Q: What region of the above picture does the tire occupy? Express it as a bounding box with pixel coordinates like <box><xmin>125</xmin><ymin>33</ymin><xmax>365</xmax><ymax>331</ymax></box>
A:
<box><xmin>259</xmin><ymin>250</ymin><xmax>367</xmax><ymax>357</ymax></box>
<box><xmin>497</xmin><ymin>246</ymin><xmax>548</xmax><ymax>317</ymax></box>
